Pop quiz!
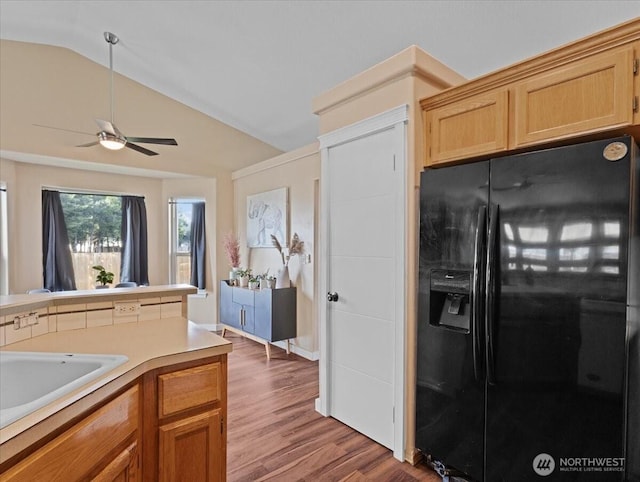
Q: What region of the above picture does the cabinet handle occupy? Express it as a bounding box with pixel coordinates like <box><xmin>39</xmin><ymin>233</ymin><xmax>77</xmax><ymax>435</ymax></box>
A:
<box><xmin>239</xmin><ymin>309</ymin><xmax>243</xmax><ymax>326</ymax></box>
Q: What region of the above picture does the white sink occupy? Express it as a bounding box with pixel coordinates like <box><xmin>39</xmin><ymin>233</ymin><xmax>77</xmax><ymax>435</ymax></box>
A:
<box><xmin>0</xmin><ymin>351</ymin><xmax>128</xmax><ymax>428</ymax></box>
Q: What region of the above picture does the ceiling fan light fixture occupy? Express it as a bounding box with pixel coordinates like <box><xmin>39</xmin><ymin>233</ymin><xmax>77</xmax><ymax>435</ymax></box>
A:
<box><xmin>98</xmin><ymin>131</ymin><xmax>126</xmax><ymax>150</ymax></box>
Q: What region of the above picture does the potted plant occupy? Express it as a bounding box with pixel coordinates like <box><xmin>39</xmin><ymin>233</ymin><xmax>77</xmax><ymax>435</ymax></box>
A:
<box><xmin>266</xmin><ymin>275</ymin><xmax>276</xmax><ymax>289</ymax></box>
<box><xmin>223</xmin><ymin>232</ymin><xmax>241</xmax><ymax>281</ymax></box>
<box><xmin>258</xmin><ymin>269</ymin><xmax>270</xmax><ymax>289</ymax></box>
<box><xmin>92</xmin><ymin>265</ymin><xmax>114</xmax><ymax>288</ymax></box>
<box><xmin>237</xmin><ymin>268</ymin><xmax>251</xmax><ymax>288</ymax></box>
<box><xmin>248</xmin><ymin>275</ymin><xmax>259</xmax><ymax>290</ymax></box>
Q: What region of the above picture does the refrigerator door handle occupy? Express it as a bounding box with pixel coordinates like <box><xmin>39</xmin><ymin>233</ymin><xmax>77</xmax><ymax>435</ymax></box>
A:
<box><xmin>472</xmin><ymin>205</ymin><xmax>487</xmax><ymax>381</ymax></box>
<box><xmin>485</xmin><ymin>203</ymin><xmax>499</xmax><ymax>385</ymax></box>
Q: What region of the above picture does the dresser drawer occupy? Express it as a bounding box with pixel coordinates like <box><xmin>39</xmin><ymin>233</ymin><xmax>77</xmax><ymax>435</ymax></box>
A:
<box><xmin>158</xmin><ymin>362</ymin><xmax>221</xmax><ymax>418</ymax></box>
<box><xmin>232</xmin><ymin>287</ymin><xmax>255</xmax><ymax>306</ymax></box>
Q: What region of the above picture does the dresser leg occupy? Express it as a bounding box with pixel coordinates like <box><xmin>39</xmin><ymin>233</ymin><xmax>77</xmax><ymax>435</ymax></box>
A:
<box><xmin>286</xmin><ymin>340</ymin><xmax>291</xmax><ymax>355</ymax></box>
<box><xmin>265</xmin><ymin>343</ymin><xmax>271</xmax><ymax>360</ymax></box>
<box><xmin>221</xmin><ymin>327</ymin><xmax>226</xmax><ymax>338</ymax></box>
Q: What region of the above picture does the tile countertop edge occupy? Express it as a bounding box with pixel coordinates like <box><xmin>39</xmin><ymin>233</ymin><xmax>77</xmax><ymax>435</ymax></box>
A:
<box><xmin>0</xmin><ymin>284</ymin><xmax>197</xmax><ymax>317</ymax></box>
<box><xmin>0</xmin><ymin>318</ymin><xmax>232</xmax><ymax>464</ymax></box>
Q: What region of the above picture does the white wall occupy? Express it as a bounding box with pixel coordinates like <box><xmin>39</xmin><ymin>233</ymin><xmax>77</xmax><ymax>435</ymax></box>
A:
<box><xmin>232</xmin><ymin>143</ymin><xmax>320</xmax><ymax>358</ymax></box>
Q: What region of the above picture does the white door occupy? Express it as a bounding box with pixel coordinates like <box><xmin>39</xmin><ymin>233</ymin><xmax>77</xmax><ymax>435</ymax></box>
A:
<box><xmin>319</xmin><ymin>107</ymin><xmax>406</xmax><ymax>457</ymax></box>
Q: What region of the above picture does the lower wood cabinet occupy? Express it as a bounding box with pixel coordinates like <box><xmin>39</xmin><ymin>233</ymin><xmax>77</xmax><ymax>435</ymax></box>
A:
<box><xmin>1</xmin><ymin>355</ymin><xmax>227</xmax><ymax>482</ymax></box>
<box><xmin>143</xmin><ymin>357</ymin><xmax>227</xmax><ymax>482</ymax></box>
<box><xmin>159</xmin><ymin>409</ymin><xmax>222</xmax><ymax>482</ymax></box>
<box><xmin>1</xmin><ymin>385</ymin><xmax>140</xmax><ymax>482</ymax></box>
<box><xmin>91</xmin><ymin>441</ymin><xmax>139</xmax><ymax>482</ymax></box>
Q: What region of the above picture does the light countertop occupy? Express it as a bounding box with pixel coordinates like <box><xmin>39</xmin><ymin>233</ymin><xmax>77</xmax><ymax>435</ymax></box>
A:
<box><xmin>0</xmin><ymin>284</ymin><xmax>197</xmax><ymax>317</ymax></box>
<box><xmin>0</xmin><ymin>317</ymin><xmax>232</xmax><ymax>463</ymax></box>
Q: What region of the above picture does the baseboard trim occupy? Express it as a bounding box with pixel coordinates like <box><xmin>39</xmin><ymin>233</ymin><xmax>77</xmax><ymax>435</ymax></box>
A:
<box><xmin>408</xmin><ymin>447</ymin><xmax>423</xmax><ymax>466</ymax></box>
<box><xmin>271</xmin><ymin>340</ymin><xmax>319</xmax><ymax>361</ymax></box>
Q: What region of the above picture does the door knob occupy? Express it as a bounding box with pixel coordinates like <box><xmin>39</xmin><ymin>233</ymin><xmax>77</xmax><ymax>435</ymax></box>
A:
<box><xmin>327</xmin><ymin>292</ymin><xmax>339</xmax><ymax>302</ymax></box>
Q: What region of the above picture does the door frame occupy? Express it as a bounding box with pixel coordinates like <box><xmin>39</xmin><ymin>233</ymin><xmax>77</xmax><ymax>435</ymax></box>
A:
<box><xmin>315</xmin><ymin>105</ymin><xmax>408</xmax><ymax>460</ymax></box>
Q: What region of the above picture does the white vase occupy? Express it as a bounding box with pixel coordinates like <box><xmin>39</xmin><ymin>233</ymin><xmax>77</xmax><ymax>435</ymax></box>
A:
<box><xmin>276</xmin><ymin>265</ymin><xmax>290</xmax><ymax>289</ymax></box>
<box><xmin>259</xmin><ymin>278</ymin><xmax>268</xmax><ymax>289</ymax></box>
<box><xmin>239</xmin><ymin>275</ymin><xmax>249</xmax><ymax>288</ymax></box>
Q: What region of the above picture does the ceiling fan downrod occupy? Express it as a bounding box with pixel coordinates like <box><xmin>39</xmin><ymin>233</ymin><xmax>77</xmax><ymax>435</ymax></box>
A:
<box><xmin>104</xmin><ymin>32</ymin><xmax>119</xmax><ymax>125</ymax></box>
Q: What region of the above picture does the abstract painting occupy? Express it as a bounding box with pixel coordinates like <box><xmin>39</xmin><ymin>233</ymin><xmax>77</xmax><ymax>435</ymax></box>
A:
<box><xmin>246</xmin><ymin>187</ymin><xmax>287</xmax><ymax>248</ymax></box>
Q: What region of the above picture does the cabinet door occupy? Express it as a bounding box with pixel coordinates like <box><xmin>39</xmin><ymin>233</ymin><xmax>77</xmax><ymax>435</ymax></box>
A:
<box><xmin>513</xmin><ymin>46</ymin><xmax>634</xmax><ymax>147</ymax></box>
<box><xmin>219</xmin><ymin>282</ymin><xmax>240</xmax><ymax>329</ymax></box>
<box><xmin>426</xmin><ymin>89</ymin><xmax>509</xmax><ymax>166</ymax></box>
<box><xmin>90</xmin><ymin>441</ymin><xmax>138</xmax><ymax>482</ymax></box>
<box><xmin>241</xmin><ymin>305</ymin><xmax>255</xmax><ymax>335</ymax></box>
<box><xmin>158</xmin><ymin>409</ymin><xmax>223</xmax><ymax>482</ymax></box>
<box><xmin>1</xmin><ymin>385</ymin><xmax>139</xmax><ymax>482</ymax></box>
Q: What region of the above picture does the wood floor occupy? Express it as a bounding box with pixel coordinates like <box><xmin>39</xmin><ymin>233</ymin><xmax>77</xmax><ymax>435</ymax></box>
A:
<box><xmin>225</xmin><ymin>333</ymin><xmax>440</xmax><ymax>481</ymax></box>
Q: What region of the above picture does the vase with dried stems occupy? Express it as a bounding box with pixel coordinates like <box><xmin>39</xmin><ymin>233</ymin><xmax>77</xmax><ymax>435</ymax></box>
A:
<box><xmin>271</xmin><ymin>233</ymin><xmax>304</xmax><ymax>288</ymax></box>
<box><xmin>223</xmin><ymin>232</ymin><xmax>241</xmax><ymax>282</ymax></box>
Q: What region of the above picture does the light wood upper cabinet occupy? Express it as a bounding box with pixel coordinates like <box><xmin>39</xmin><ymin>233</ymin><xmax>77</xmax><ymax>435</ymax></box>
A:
<box><xmin>513</xmin><ymin>46</ymin><xmax>635</xmax><ymax>147</ymax></box>
<box><xmin>426</xmin><ymin>89</ymin><xmax>509</xmax><ymax>165</ymax></box>
<box><xmin>421</xmin><ymin>19</ymin><xmax>640</xmax><ymax>167</ymax></box>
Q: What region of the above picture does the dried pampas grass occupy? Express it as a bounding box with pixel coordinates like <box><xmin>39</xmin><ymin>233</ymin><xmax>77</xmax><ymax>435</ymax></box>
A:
<box><xmin>271</xmin><ymin>233</ymin><xmax>304</xmax><ymax>266</ymax></box>
<box><xmin>223</xmin><ymin>232</ymin><xmax>241</xmax><ymax>268</ymax></box>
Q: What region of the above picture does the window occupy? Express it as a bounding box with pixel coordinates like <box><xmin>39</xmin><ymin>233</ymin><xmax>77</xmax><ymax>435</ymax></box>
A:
<box><xmin>169</xmin><ymin>199</ymin><xmax>203</xmax><ymax>285</ymax></box>
<box><xmin>0</xmin><ymin>186</ymin><xmax>8</xmax><ymax>295</ymax></box>
<box><xmin>59</xmin><ymin>193</ymin><xmax>122</xmax><ymax>290</ymax></box>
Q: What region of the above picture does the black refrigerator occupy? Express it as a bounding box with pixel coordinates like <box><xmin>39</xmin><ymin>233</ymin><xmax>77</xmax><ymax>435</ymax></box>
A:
<box><xmin>415</xmin><ymin>136</ymin><xmax>639</xmax><ymax>481</ymax></box>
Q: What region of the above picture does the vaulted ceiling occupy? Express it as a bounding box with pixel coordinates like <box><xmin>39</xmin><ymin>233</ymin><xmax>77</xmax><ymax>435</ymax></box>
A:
<box><xmin>0</xmin><ymin>1</ymin><xmax>637</xmax><ymax>172</ymax></box>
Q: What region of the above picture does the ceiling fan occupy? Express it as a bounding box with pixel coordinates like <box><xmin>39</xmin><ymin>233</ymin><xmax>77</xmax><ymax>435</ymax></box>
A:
<box><xmin>35</xmin><ymin>32</ymin><xmax>178</xmax><ymax>156</ymax></box>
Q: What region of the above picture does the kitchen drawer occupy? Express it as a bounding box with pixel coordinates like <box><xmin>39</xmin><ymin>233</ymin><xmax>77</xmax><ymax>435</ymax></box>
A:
<box><xmin>158</xmin><ymin>362</ymin><xmax>221</xmax><ymax>418</ymax></box>
<box><xmin>231</xmin><ymin>287</ymin><xmax>255</xmax><ymax>306</ymax></box>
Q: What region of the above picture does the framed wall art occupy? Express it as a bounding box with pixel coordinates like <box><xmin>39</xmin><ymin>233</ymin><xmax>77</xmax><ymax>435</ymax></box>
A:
<box><xmin>246</xmin><ymin>187</ymin><xmax>288</xmax><ymax>248</ymax></box>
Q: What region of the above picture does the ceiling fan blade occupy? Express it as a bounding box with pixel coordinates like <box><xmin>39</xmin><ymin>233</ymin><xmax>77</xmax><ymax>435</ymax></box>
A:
<box><xmin>76</xmin><ymin>141</ymin><xmax>100</xmax><ymax>147</ymax></box>
<box><xmin>33</xmin><ymin>124</ymin><xmax>94</xmax><ymax>136</ymax></box>
<box><xmin>125</xmin><ymin>136</ymin><xmax>178</xmax><ymax>146</ymax></box>
<box><xmin>95</xmin><ymin>119</ymin><xmax>118</xmax><ymax>135</ymax></box>
<box><xmin>126</xmin><ymin>142</ymin><xmax>158</xmax><ymax>156</ymax></box>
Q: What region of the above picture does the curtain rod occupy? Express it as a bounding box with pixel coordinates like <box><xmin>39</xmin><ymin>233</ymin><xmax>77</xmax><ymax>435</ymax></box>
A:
<box><xmin>42</xmin><ymin>186</ymin><xmax>144</xmax><ymax>198</ymax></box>
<box><xmin>168</xmin><ymin>200</ymin><xmax>205</xmax><ymax>205</ymax></box>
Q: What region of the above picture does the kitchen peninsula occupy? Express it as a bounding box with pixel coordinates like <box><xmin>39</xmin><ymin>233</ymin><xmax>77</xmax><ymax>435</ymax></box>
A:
<box><xmin>0</xmin><ymin>285</ymin><xmax>232</xmax><ymax>481</ymax></box>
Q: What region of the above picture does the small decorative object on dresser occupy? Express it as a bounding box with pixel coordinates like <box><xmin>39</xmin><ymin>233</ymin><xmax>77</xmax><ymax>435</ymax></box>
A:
<box><xmin>223</xmin><ymin>232</ymin><xmax>241</xmax><ymax>281</ymax></box>
<box><xmin>236</xmin><ymin>268</ymin><xmax>251</xmax><ymax>288</ymax></box>
<box><xmin>248</xmin><ymin>276</ymin><xmax>259</xmax><ymax>290</ymax></box>
<box><xmin>271</xmin><ymin>233</ymin><xmax>304</xmax><ymax>289</ymax></box>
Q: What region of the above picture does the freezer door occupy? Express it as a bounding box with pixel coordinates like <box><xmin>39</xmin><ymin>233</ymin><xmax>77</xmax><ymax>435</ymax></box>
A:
<box><xmin>416</xmin><ymin>160</ymin><xmax>489</xmax><ymax>481</ymax></box>
<box><xmin>485</xmin><ymin>137</ymin><xmax>632</xmax><ymax>481</ymax></box>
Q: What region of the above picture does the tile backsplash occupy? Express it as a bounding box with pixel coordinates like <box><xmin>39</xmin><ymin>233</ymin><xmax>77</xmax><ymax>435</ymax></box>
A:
<box><xmin>0</xmin><ymin>297</ymin><xmax>183</xmax><ymax>347</ymax></box>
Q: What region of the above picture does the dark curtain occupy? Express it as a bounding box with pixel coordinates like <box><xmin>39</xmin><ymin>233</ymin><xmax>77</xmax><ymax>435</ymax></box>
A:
<box><xmin>120</xmin><ymin>196</ymin><xmax>149</xmax><ymax>286</ymax></box>
<box><xmin>42</xmin><ymin>190</ymin><xmax>76</xmax><ymax>291</ymax></box>
<box><xmin>190</xmin><ymin>202</ymin><xmax>206</xmax><ymax>289</ymax></box>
